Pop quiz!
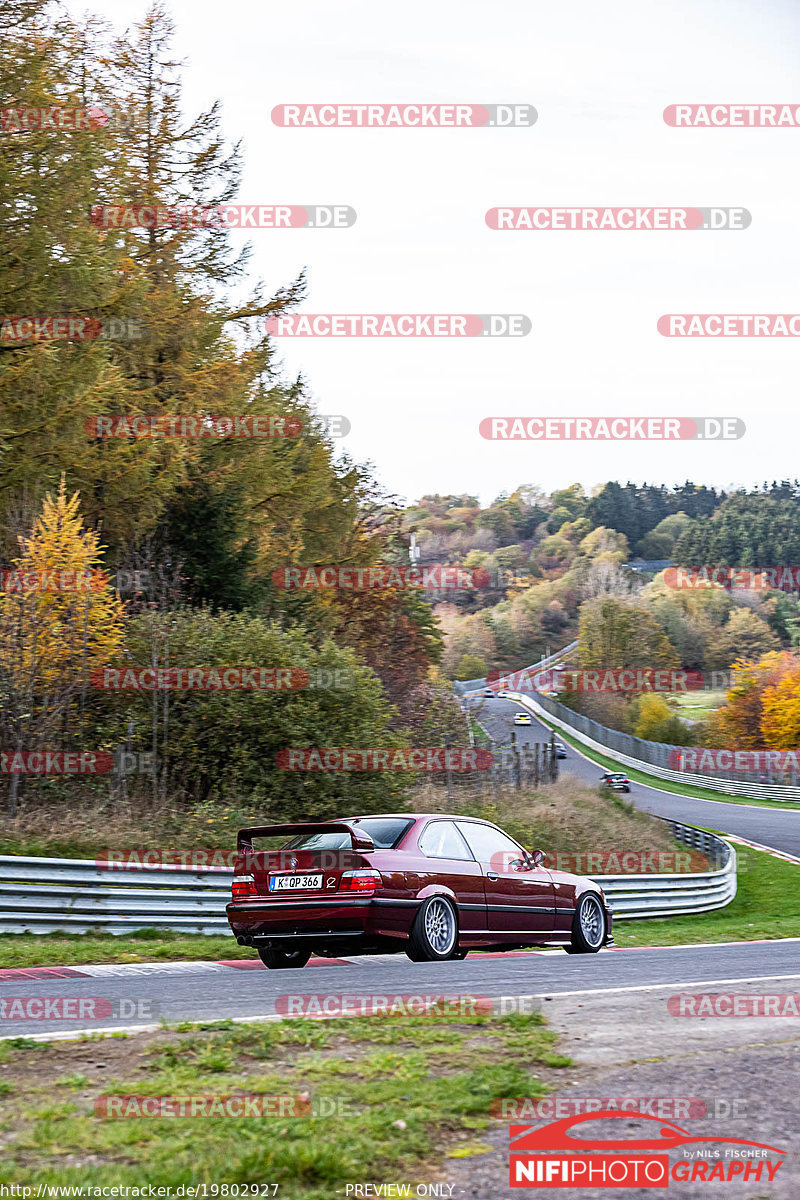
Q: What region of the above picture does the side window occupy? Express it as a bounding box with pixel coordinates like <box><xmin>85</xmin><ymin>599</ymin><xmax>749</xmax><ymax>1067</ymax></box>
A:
<box><xmin>457</xmin><ymin>822</ymin><xmax>524</xmax><ymax>867</ymax></box>
<box><xmin>418</xmin><ymin>820</ymin><xmax>473</xmax><ymax>860</ymax></box>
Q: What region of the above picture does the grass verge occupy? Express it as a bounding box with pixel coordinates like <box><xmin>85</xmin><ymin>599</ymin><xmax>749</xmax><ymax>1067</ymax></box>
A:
<box><xmin>0</xmin><ymin>1009</ymin><xmax>569</xmax><ymax>1196</ymax></box>
<box><xmin>0</xmin><ymin>930</ymin><xmax>250</xmax><ymax>968</ymax></box>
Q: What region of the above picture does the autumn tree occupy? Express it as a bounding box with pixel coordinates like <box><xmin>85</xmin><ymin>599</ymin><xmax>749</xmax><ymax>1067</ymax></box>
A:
<box><xmin>704</xmin><ymin>651</ymin><xmax>798</xmax><ymax>748</ymax></box>
<box><xmin>761</xmin><ymin>666</ymin><xmax>800</xmax><ymax>748</ymax></box>
<box><xmin>578</xmin><ymin>597</ymin><xmax>680</xmax><ymax>672</ymax></box>
<box><xmin>0</xmin><ymin>479</ymin><xmax>125</xmax><ymax>813</ymax></box>
<box><xmin>634</xmin><ymin>694</ymin><xmax>694</xmax><ymax>746</ymax></box>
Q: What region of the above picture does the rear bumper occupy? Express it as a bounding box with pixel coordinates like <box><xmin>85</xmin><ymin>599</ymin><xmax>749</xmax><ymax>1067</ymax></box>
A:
<box><xmin>227</xmin><ymin>897</ymin><xmax>374</xmax><ymax>940</ymax></box>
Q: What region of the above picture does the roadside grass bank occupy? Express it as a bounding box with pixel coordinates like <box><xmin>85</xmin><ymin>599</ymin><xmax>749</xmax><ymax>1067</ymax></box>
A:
<box><xmin>615</xmin><ymin>843</ymin><xmax>800</xmax><ymax>946</ymax></box>
<box><xmin>0</xmin><ymin>1009</ymin><xmax>570</xmax><ymax>1197</ymax></box>
<box><xmin>467</xmin><ymin>712</ymin><xmax>492</xmax><ymax>748</ymax></box>
<box><xmin>0</xmin><ymin>795</ymin><xmax>260</xmax><ymax>860</ymax></box>
<box><xmin>530</xmin><ymin>711</ymin><xmax>800</xmax><ymax>810</ymax></box>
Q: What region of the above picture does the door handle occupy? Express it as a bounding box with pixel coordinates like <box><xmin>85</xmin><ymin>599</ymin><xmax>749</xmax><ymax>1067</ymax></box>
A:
<box><xmin>486</xmin><ymin>872</ymin><xmax>499</xmax><ymax>881</ymax></box>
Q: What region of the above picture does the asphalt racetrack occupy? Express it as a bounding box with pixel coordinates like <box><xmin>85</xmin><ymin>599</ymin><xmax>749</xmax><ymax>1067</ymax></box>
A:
<box><xmin>468</xmin><ymin>693</ymin><xmax>800</xmax><ymax>857</ymax></box>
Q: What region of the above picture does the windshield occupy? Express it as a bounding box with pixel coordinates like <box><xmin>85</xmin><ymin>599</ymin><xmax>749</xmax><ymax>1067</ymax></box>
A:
<box><xmin>283</xmin><ymin>817</ymin><xmax>413</xmax><ymax>851</ymax></box>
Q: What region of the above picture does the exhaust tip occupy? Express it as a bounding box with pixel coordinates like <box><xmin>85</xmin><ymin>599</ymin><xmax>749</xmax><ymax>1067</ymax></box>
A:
<box><xmin>236</xmin><ymin>936</ymin><xmax>245</xmax><ymax>945</ymax></box>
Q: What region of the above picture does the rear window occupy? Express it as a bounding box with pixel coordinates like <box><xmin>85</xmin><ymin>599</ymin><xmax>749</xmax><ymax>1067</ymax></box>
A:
<box><xmin>284</xmin><ymin>817</ymin><xmax>413</xmax><ymax>851</ymax></box>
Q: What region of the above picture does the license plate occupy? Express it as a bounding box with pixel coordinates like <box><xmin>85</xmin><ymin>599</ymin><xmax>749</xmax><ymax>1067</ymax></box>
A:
<box><xmin>269</xmin><ymin>873</ymin><xmax>323</xmax><ymax>891</ymax></box>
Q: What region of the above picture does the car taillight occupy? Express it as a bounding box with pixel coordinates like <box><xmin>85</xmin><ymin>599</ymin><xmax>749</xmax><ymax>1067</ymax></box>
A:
<box><xmin>339</xmin><ymin>870</ymin><xmax>382</xmax><ymax>891</ymax></box>
<box><xmin>232</xmin><ymin>873</ymin><xmax>257</xmax><ymax>900</ymax></box>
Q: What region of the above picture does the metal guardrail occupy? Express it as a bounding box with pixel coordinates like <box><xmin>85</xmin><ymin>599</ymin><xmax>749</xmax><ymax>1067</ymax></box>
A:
<box><xmin>0</xmin><ymin>819</ymin><xmax>737</xmax><ymax>935</ymax></box>
<box><xmin>453</xmin><ymin>641</ymin><xmax>578</xmax><ymax>696</ymax></box>
<box><xmin>594</xmin><ymin>820</ymin><xmax>737</xmax><ymax>919</ymax></box>
<box><xmin>0</xmin><ymin>857</ymin><xmax>231</xmax><ymax>936</ymax></box>
<box><xmin>505</xmin><ymin>689</ymin><xmax>800</xmax><ymax>801</ymax></box>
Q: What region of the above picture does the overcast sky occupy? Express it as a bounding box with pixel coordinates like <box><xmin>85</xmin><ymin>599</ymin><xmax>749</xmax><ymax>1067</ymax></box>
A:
<box><xmin>80</xmin><ymin>0</ymin><xmax>800</xmax><ymax>505</ymax></box>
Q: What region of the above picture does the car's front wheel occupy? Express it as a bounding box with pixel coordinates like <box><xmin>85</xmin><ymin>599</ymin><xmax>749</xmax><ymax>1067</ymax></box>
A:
<box><xmin>406</xmin><ymin>896</ymin><xmax>460</xmax><ymax>961</ymax></box>
<box><xmin>257</xmin><ymin>944</ymin><xmax>312</xmax><ymax>969</ymax></box>
<box><xmin>564</xmin><ymin>892</ymin><xmax>606</xmax><ymax>954</ymax></box>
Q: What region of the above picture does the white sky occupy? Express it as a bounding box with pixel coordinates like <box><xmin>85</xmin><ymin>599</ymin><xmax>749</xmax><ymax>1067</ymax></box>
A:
<box><xmin>79</xmin><ymin>0</ymin><xmax>800</xmax><ymax>505</ymax></box>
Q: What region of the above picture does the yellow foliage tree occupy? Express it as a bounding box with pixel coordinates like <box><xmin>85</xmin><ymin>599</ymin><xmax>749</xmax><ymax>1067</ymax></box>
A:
<box><xmin>704</xmin><ymin>651</ymin><xmax>797</xmax><ymax>748</ymax></box>
<box><xmin>0</xmin><ymin>478</ymin><xmax>125</xmax><ymax>691</ymax></box>
<box><xmin>760</xmin><ymin>666</ymin><xmax>800</xmax><ymax>748</ymax></box>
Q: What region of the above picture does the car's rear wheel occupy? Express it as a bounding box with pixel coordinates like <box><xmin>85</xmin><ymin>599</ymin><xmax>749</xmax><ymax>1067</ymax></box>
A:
<box><xmin>257</xmin><ymin>944</ymin><xmax>312</xmax><ymax>969</ymax></box>
<box><xmin>406</xmin><ymin>896</ymin><xmax>459</xmax><ymax>962</ymax></box>
<box><xmin>564</xmin><ymin>893</ymin><xmax>606</xmax><ymax>954</ymax></box>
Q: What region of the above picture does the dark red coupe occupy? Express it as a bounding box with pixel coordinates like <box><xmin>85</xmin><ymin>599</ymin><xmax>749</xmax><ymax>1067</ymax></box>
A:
<box><xmin>226</xmin><ymin>814</ymin><xmax>613</xmax><ymax>968</ymax></box>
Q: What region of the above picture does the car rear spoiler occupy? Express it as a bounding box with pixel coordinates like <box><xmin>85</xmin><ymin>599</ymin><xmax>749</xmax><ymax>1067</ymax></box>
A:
<box><xmin>236</xmin><ymin>821</ymin><xmax>376</xmax><ymax>853</ymax></box>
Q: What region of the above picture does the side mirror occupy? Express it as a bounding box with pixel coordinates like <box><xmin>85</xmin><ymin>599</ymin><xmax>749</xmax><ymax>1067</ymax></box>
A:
<box><xmin>529</xmin><ymin>849</ymin><xmax>545</xmax><ymax>868</ymax></box>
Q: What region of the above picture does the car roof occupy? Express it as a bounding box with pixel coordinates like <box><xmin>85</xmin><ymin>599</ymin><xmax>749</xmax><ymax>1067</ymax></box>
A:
<box><xmin>341</xmin><ymin>813</ymin><xmax>501</xmax><ymax>826</ymax></box>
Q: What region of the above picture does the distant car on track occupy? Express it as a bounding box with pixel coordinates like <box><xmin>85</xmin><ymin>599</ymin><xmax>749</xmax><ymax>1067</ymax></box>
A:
<box><xmin>513</xmin><ymin>711</ymin><xmax>532</xmax><ymax>726</ymax></box>
<box><xmin>482</xmin><ymin>687</ymin><xmax>496</xmax><ymax>697</ymax></box>
<box><xmin>226</xmin><ymin>815</ymin><xmax>612</xmax><ymax>968</ymax></box>
<box><xmin>553</xmin><ymin>740</ymin><xmax>567</xmax><ymax>758</ymax></box>
<box><xmin>600</xmin><ymin>771</ymin><xmax>631</xmax><ymax>793</ymax></box>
